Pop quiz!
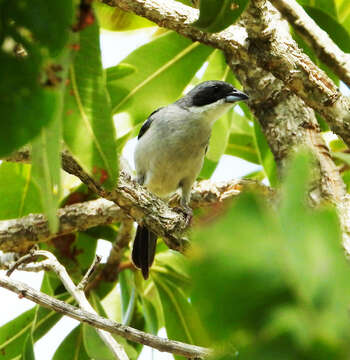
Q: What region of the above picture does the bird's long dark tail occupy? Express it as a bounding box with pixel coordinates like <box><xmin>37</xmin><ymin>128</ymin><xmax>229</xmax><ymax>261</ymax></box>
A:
<box><xmin>132</xmin><ymin>226</ymin><xmax>157</xmax><ymax>279</ymax></box>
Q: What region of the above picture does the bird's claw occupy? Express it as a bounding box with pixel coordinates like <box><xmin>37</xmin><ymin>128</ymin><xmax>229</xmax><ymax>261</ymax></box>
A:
<box><xmin>173</xmin><ymin>205</ymin><xmax>193</xmax><ymax>226</ymax></box>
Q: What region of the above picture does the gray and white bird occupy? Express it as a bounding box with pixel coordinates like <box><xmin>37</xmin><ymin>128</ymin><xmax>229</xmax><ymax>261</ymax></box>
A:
<box><xmin>132</xmin><ymin>80</ymin><xmax>249</xmax><ymax>279</ymax></box>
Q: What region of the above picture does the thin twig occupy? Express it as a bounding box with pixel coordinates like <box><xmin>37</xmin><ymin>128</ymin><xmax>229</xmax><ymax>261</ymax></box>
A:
<box><xmin>77</xmin><ymin>255</ymin><xmax>102</xmax><ymax>291</ymax></box>
<box><xmin>0</xmin><ymin>274</ymin><xmax>211</xmax><ymax>358</ymax></box>
<box><xmin>8</xmin><ymin>250</ymin><xmax>128</xmax><ymax>360</ymax></box>
<box><xmin>86</xmin><ymin>218</ymin><xmax>134</xmax><ymax>292</ymax></box>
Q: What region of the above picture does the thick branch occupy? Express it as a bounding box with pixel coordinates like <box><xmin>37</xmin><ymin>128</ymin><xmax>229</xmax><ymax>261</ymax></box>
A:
<box><xmin>231</xmin><ymin>1</ymin><xmax>350</xmax><ymax>253</ymax></box>
<box><xmin>1</xmin><ymin>150</ymin><xmax>260</xmax><ymax>252</ymax></box>
<box><xmin>0</xmin><ymin>274</ymin><xmax>211</xmax><ymax>358</ymax></box>
<box><xmin>104</xmin><ymin>0</ymin><xmax>350</xmax><ymax>148</ymax></box>
<box><xmin>270</xmin><ymin>0</ymin><xmax>350</xmax><ymax>87</ymax></box>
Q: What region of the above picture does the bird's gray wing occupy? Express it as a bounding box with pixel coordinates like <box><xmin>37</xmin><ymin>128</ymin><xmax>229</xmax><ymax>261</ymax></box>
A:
<box><xmin>137</xmin><ymin>107</ymin><xmax>163</xmax><ymax>139</ymax></box>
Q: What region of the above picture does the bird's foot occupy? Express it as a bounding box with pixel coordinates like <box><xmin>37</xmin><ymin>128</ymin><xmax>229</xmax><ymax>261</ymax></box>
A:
<box><xmin>173</xmin><ymin>205</ymin><xmax>193</xmax><ymax>226</ymax></box>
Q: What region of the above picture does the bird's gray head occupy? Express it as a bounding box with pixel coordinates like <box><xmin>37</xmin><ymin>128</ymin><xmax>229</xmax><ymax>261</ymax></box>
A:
<box><xmin>176</xmin><ymin>80</ymin><xmax>248</xmax><ymax>107</ymax></box>
<box><xmin>175</xmin><ymin>80</ymin><xmax>248</xmax><ymax>123</ymax></box>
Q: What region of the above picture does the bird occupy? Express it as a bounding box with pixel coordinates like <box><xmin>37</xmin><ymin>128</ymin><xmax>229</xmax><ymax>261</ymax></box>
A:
<box><xmin>132</xmin><ymin>80</ymin><xmax>249</xmax><ymax>279</ymax></box>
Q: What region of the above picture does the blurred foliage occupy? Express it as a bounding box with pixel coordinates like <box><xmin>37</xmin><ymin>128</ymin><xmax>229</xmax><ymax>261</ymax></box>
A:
<box><xmin>1</xmin><ymin>0</ymin><xmax>350</xmax><ymax>359</ymax></box>
<box><xmin>191</xmin><ymin>153</ymin><xmax>350</xmax><ymax>359</ymax></box>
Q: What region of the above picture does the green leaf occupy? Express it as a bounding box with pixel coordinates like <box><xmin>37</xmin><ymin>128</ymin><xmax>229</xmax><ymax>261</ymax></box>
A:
<box><xmin>94</xmin><ymin>2</ymin><xmax>154</xmax><ymax>31</ymax></box>
<box><xmin>53</xmin><ymin>325</ymin><xmax>89</xmax><ymax>360</ymax></box>
<box><xmin>0</xmin><ymin>293</ymin><xmax>72</xmax><ymax>360</ymax></box>
<box><xmin>332</xmin><ymin>151</ymin><xmax>350</xmax><ymax>164</ymax></box>
<box><xmin>193</xmin><ymin>0</ymin><xmax>250</xmax><ymax>33</ymax></box>
<box><xmin>253</xmin><ymin>120</ymin><xmax>278</xmax><ymax>186</ymax></box>
<box><xmin>83</xmin><ymin>323</ymin><xmax>137</xmax><ymax>360</ymax></box>
<box><xmin>303</xmin><ymin>6</ymin><xmax>350</xmax><ymax>52</ymax></box>
<box><xmin>190</xmin><ymin>151</ymin><xmax>350</xmax><ymax>357</ymax></box>
<box><xmin>31</xmin><ymin>100</ymin><xmax>62</xmax><ymax>232</ymax></box>
<box><xmin>0</xmin><ymin>1</ymin><xmax>74</xmax><ymax>156</ymax></box>
<box><xmin>108</xmin><ymin>31</ymin><xmax>213</xmax><ymax>123</ymax></box>
<box><xmin>83</xmin><ymin>325</ymin><xmax>116</xmax><ymax>360</ymax></box>
<box><xmin>106</xmin><ymin>64</ymin><xmax>136</xmax><ymax>82</ymax></box>
<box><xmin>153</xmin><ymin>272</ymin><xmax>209</xmax><ymax>356</ymax></box>
<box><xmin>119</xmin><ymin>270</ymin><xmax>136</xmax><ymax>325</ymax></box>
<box><xmin>22</xmin><ymin>333</ymin><xmax>35</xmax><ymax>360</ymax></box>
<box><xmin>0</xmin><ymin>308</ymin><xmax>35</xmax><ymax>360</ymax></box>
<box><xmin>5</xmin><ymin>0</ymin><xmax>74</xmax><ymax>55</ymax></box>
<box><xmin>75</xmin><ymin>232</ymin><xmax>98</xmax><ymax>271</ymax></box>
<box><xmin>225</xmin><ymin>133</ymin><xmax>259</xmax><ymax>164</ymax></box>
<box><xmin>141</xmin><ymin>297</ymin><xmax>159</xmax><ymax>335</ymax></box>
<box><xmin>64</xmin><ymin>22</ymin><xmax>118</xmax><ymax>190</ymax></box>
<box><xmin>0</xmin><ymin>162</ymin><xmax>42</xmax><ymax>220</ymax></box>
<box><xmin>33</xmin><ymin>293</ymin><xmax>72</xmax><ymax>342</ymax></box>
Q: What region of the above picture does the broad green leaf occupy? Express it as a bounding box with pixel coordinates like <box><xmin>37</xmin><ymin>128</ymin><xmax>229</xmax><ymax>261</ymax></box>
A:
<box><xmin>230</xmin><ymin>111</ymin><xmax>253</xmax><ymax>135</ymax></box>
<box><xmin>191</xmin><ymin>152</ymin><xmax>350</xmax><ymax>358</ymax></box>
<box><xmin>193</xmin><ymin>0</ymin><xmax>250</xmax><ymax>33</ymax></box>
<box><xmin>153</xmin><ymin>272</ymin><xmax>209</xmax><ymax>357</ymax></box>
<box><xmin>141</xmin><ymin>297</ymin><xmax>159</xmax><ymax>335</ymax></box>
<box><xmin>82</xmin><ymin>325</ymin><xmax>116</xmax><ymax>360</ymax></box>
<box><xmin>75</xmin><ymin>232</ymin><xmax>98</xmax><ymax>271</ymax></box>
<box><xmin>0</xmin><ymin>162</ymin><xmax>42</xmax><ymax>219</ymax></box>
<box><xmin>107</xmin><ymin>31</ymin><xmax>213</xmax><ymax>123</ymax></box>
<box><xmin>22</xmin><ymin>333</ymin><xmax>35</xmax><ymax>360</ymax></box>
<box><xmin>303</xmin><ymin>6</ymin><xmax>350</xmax><ymax>52</ymax></box>
<box><xmin>5</xmin><ymin>0</ymin><xmax>74</xmax><ymax>55</ymax></box>
<box><xmin>0</xmin><ymin>1</ymin><xmax>74</xmax><ymax>156</ymax></box>
<box><xmin>64</xmin><ymin>22</ymin><xmax>118</xmax><ymax>190</ymax></box>
<box><xmin>106</xmin><ymin>64</ymin><xmax>136</xmax><ymax>82</ymax></box>
<box><xmin>298</xmin><ymin>0</ymin><xmax>337</xmax><ymax>17</ymax></box>
<box><xmin>153</xmin><ymin>251</ymin><xmax>191</xmax><ymax>293</ymax></box>
<box><xmin>95</xmin><ymin>2</ymin><xmax>154</xmax><ymax>31</ymax></box>
<box><xmin>0</xmin><ymin>294</ymin><xmax>72</xmax><ymax>360</ymax></box>
<box><xmin>53</xmin><ymin>325</ymin><xmax>89</xmax><ymax>360</ymax></box>
<box><xmin>119</xmin><ymin>270</ymin><xmax>136</xmax><ymax>325</ymax></box>
<box><xmin>0</xmin><ymin>308</ymin><xmax>35</xmax><ymax>360</ymax></box>
<box><xmin>225</xmin><ymin>133</ymin><xmax>259</xmax><ymax>164</ymax></box>
<box><xmin>89</xmin><ymin>292</ymin><xmax>139</xmax><ymax>359</ymax></box>
<box><xmin>82</xmin><ymin>323</ymin><xmax>137</xmax><ymax>360</ymax></box>
<box><xmin>253</xmin><ymin>120</ymin><xmax>278</xmax><ymax>186</ymax></box>
<box><xmin>31</xmin><ymin>100</ymin><xmax>62</xmax><ymax>232</ymax></box>
<box><xmin>33</xmin><ymin>293</ymin><xmax>72</xmax><ymax>342</ymax></box>
<box><xmin>332</xmin><ymin>151</ymin><xmax>350</xmax><ymax>165</ymax></box>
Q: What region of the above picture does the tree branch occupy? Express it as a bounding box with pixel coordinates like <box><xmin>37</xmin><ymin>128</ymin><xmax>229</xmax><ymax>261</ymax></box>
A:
<box><xmin>270</xmin><ymin>0</ymin><xmax>350</xmax><ymax>88</ymax></box>
<box><xmin>104</xmin><ymin>0</ymin><xmax>350</xmax><ymax>148</ymax></box>
<box><xmin>7</xmin><ymin>250</ymin><xmax>128</xmax><ymax>360</ymax></box>
<box><xmin>0</xmin><ymin>274</ymin><xmax>211</xmax><ymax>359</ymax></box>
<box><xmin>3</xmin><ymin>149</ymin><xmax>266</xmax><ymax>253</ymax></box>
<box><xmin>232</xmin><ymin>0</ymin><xmax>350</xmax><ymax>254</ymax></box>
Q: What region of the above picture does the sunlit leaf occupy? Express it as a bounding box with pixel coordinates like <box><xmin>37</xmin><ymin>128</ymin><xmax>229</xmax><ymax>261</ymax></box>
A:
<box><xmin>107</xmin><ymin>31</ymin><xmax>213</xmax><ymax>124</ymax></box>
<box><xmin>0</xmin><ymin>0</ymin><xmax>74</xmax><ymax>156</ymax></box>
<box><xmin>64</xmin><ymin>22</ymin><xmax>118</xmax><ymax>190</ymax></box>
<box><xmin>31</xmin><ymin>103</ymin><xmax>62</xmax><ymax>232</ymax></box>
<box><xmin>53</xmin><ymin>325</ymin><xmax>89</xmax><ymax>360</ymax></box>
<box><xmin>153</xmin><ymin>272</ymin><xmax>209</xmax><ymax>359</ymax></box>
<box><xmin>0</xmin><ymin>163</ymin><xmax>42</xmax><ymax>220</ymax></box>
<box><xmin>95</xmin><ymin>2</ymin><xmax>154</xmax><ymax>31</ymax></box>
<box><xmin>193</xmin><ymin>0</ymin><xmax>250</xmax><ymax>33</ymax></box>
<box><xmin>253</xmin><ymin>120</ymin><xmax>278</xmax><ymax>186</ymax></box>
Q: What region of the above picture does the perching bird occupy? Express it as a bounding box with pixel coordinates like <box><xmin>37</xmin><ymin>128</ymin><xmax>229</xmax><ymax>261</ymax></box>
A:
<box><xmin>132</xmin><ymin>80</ymin><xmax>249</xmax><ymax>279</ymax></box>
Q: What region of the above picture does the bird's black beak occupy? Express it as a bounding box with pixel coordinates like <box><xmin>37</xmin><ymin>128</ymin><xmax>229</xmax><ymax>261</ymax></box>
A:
<box><xmin>225</xmin><ymin>90</ymin><xmax>249</xmax><ymax>103</ymax></box>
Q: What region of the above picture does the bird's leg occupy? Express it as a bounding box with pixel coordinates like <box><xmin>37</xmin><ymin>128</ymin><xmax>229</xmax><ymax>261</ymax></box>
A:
<box><xmin>176</xmin><ymin>179</ymin><xmax>194</xmax><ymax>226</ymax></box>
